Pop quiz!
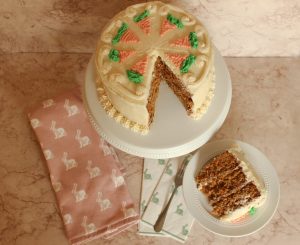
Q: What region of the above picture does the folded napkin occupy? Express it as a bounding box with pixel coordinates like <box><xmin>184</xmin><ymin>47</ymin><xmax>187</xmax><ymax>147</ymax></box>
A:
<box><xmin>141</xmin><ymin>156</ymin><xmax>194</xmax><ymax>243</ymax></box>
<box><xmin>28</xmin><ymin>87</ymin><xmax>139</xmax><ymax>245</ymax></box>
<box><xmin>138</xmin><ymin>158</ymin><xmax>168</xmax><ymax>236</ymax></box>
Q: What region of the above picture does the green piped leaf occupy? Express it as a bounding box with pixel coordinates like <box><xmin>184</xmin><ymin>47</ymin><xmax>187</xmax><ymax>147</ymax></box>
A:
<box><xmin>249</xmin><ymin>207</ymin><xmax>256</xmax><ymax>216</ymax></box>
<box><xmin>112</xmin><ymin>22</ymin><xmax>128</xmax><ymax>45</ymax></box>
<box><xmin>127</xmin><ymin>70</ymin><xmax>143</xmax><ymax>84</ymax></box>
<box><xmin>180</xmin><ymin>54</ymin><xmax>196</xmax><ymax>73</ymax></box>
<box><xmin>133</xmin><ymin>10</ymin><xmax>150</xmax><ymax>22</ymax></box>
<box><xmin>189</xmin><ymin>32</ymin><xmax>198</xmax><ymax>49</ymax></box>
<box><xmin>108</xmin><ymin>49</ymin><xmax>120</xmax><ymax>62</ymax></box>
<box><xmin>167</xmin><ymin>13</ymin><xmax>184</xmax><ymax>29</ymax></box>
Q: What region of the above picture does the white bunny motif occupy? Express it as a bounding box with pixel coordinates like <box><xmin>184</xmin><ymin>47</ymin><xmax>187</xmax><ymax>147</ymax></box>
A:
<box><xmin>50</xmin><ymin>121</ymin><xmax>66</xmax><ymax>139</ymax></box>
<box><xmin>81</xmin><ymin>216</ymin><xmax>96</xmax><ymax>234</ymax></box>
<box><xmin>62</xmin><ymin>152</ymin><xmax>78</xmax><ymax>171</ymax></box>
<box><xmin>42</xmin><ymin>99</ymin><xmax>55</xmax><ymax>108</ymax></box>
<box><xmin>100</xmin><ymin>139</ymin><xmax>120</xmax><ymax>162</ymax></box>
<box><xmin>121</xmin><ymin>201</ymin><xmax>136</xmax><ymax>218</ymax></box>
<box><xmin>44</xmin><ymin>149</ymin><xmax>54</xmax><ymax>160</ymax></box>
<box><xmin>50</xmin><ymin>175</ymin><xmax>62</xmax><ymax>192</ymax></box>
<box><xmin>75</xmin><ymin>130</ymin><xmax>91</xmax><ymax>148</ymax></box>
<box><xmin>72</xmin><ymin>183</ymin><xmax>87</xmax><ymax>203</ymax></box>
<box><xmin>30</xmin><ymin>118</ymin><xmax>41</xmax><ymax>128</ymax></box>
<box><xmin>63</xmin><ymin>213</ymin><xmax>73</xmax><ymax>225</ymax></box>
<box><xmin>64</xmin><ymin>99</ymin><xmax>79</xmax><ymax>117</ymax></box>
<box><xmin>86</xmin><ymin>161</ymin><xmax>100</xmax><ymax>179</ymax></box>
<box><xmin>96</xmin><ymin>192</ymin><xmax>112</xmax><ymax>211</ymax></box>
<box><xmin>100</xmin><ymin>138</ymin><xmax>112</xmax><ymax>156</ymax></box>
<box><xmin>111</xmin><ymin>169</ymin><xmax>125</xmax><ymax>188</ymax></box>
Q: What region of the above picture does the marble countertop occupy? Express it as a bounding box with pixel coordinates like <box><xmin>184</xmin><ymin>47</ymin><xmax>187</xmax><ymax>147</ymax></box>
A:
<box><xmin>1</xmin><ymin>0</ymin><xmax>300</xmax><ymax>56</ymax></box>
<box><xmin>0</xmin><ymin>54</ymin><xmax>300</xmax><ymax>245</ymax></box>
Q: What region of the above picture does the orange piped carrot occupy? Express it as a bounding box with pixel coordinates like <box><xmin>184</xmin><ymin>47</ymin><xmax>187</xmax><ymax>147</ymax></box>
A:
<box><xmin>160</xmin><ymin>19</ymin><xmax>176</xmax><ymax>36</ymax></box>
<box><xmin>119</xmin><ymin>50</ymin><xmax>135</xmax><ymax>62</ymax></box>
<box><xmin>120</xmin><ymin>29</ymin><xmax>139</xmax><ymax>43</ymax></box>
<box><xmin>131</xmin><ymin>56</ymin><xmax>148</xmax><ymax>75</ymax></box>
<box><xmin>171</xmin><ymin>36</ymin><xmax>191</xmax><ymax>48</ymax></box>
<box><xmin>137</xmin><ymin>17</ymin><xmax>151</xmax><ymax>34</ymax></box>
<box><xmin>165</xmin><ymin>53</ymin><xmax>188</xmax><ymax>68</ymax></box>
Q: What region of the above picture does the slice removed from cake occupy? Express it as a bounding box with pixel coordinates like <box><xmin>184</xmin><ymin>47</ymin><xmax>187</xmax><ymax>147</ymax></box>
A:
<box><xmin>195</xmin><ymin>148</ymin><xmax>266</xmax><ymax>222</ymax></box>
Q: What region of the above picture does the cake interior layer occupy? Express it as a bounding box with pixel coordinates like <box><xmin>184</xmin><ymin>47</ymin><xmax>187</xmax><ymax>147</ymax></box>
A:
<box><xmin>146</xmin><ymin>58</ymin><xmax>162</xmax><ymax>125</ymax></box>
<box><xmin>196</xmin><ymin>151</ymin><xmax>240</xmax><ymax>187</ymax></box>
<box><xmin>195</xmin><ymin>151</ymin><xmax>262</xmax><ymax>218</ymax></box>
<box><xmin>146</xmin><ymin>56</ymin><xmax>194</xmax><ymax>126</ymax></box>
<box><xmin>159</xmin><ymin>58</ymin><xmax>194</xmax><ymax>115</ymax></box>
<box><xmin>211</xmin><ymin>182</ymin><xmax>261</xmax><ymax>217</ymax></box>
<box><xmin>205</xmin><ymin>170</ymin><xmax>247</xmax><ymax>204</ymax></box>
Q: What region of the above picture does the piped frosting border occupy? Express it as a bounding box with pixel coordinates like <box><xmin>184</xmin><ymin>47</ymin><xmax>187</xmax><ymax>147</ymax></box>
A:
<box><xmin>96</xmin><ymin>78</ymin><xmax>149</xmax><ymax>135</ymax></box>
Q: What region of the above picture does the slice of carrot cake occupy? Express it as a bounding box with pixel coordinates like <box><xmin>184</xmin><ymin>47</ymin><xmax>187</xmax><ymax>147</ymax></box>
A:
<box><xmin>195</xmin><ymin>148</ymin><xmax>266</xmax><ymax>221</ymax></box>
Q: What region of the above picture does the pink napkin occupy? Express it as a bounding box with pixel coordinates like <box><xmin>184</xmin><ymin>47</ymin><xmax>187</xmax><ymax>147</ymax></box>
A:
<box><xmin>28</xmin><ymin>87</ymin><xmax>139</xmax><ymax>245</ymax></box>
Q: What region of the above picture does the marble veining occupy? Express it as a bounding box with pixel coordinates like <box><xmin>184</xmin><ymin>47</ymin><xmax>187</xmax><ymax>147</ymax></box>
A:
<box><xmin>0</xmin><ymin>0</ymin><xmax>299</xmax><ymax>56</ymax></box>
<box><xmin>0</xmin><ymin>54</ymin><xmax>299</xmax><ymax>244</ymax></box>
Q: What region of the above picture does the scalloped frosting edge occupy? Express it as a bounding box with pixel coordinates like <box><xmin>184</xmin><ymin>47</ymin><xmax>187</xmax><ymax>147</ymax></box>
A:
<box><xmin>190</xmin><ymin>66</ymin><xmax>216</xmax><ymax>119</ymax></box>
<box><xmin>96</xmin><ymin>79</ymin><xmax>149</xmax><ymax>135</ymax></box>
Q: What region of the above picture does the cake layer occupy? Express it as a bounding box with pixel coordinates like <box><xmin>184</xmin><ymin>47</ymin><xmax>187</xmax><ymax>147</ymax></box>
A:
<box><xmin>205</xmin><ymin>171</ymin><xmax>247</xmax><ymax>204</ymax></box>
<box><xmin>196</xmin><ymin>151</ymin><xmax>240</xmax><ymax>188</ymax></box>
<box><xmin>211</xmin><ymin>182</ymin><xmax>261</xmax><ymax>217</ymax></box>
<box><xmin>146</xmin><ymin>57</ymin><xmax>163</xmax><ymax>125</ymax></box>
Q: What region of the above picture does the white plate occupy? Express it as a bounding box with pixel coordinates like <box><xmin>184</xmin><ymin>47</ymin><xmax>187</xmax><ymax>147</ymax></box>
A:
<box><xmin>83</xmin><ymin>48</ymin><xmax>232</xmax><ymax>159</ymax></box>
<box><xmin>182</xmin><ymin>139</ymin><xmax>280</xmax><ymax>237</ymax></box>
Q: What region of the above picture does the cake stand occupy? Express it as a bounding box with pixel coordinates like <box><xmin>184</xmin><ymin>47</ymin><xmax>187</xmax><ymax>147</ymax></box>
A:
<box><xmin>83</xmin><ymin>48</ymin><xmax>232</xmax><ymax>159</ymax></box>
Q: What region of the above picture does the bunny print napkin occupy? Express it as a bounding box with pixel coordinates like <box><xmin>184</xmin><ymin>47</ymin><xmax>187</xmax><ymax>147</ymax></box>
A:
<box><xmin>141</xmin><ymin>156</ymin><xmax>194</xmax><ymax>243</ymax></box>
<box><xmin>138</xmin><ymin>158</ymin><xmax>168</xmax><ymax>236</ymax></box>
<box><xmin>28</xmin><ymin>87</ymin><xmax>139</xmax><ymax>245</ymax></box>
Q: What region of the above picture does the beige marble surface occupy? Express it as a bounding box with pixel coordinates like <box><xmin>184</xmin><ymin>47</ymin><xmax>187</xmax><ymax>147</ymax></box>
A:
<box><xmin>0</xmin><ymin>53</ymin><xmax>299</xmax><ymax>244</ymax></box>
<box><xmin>1</xmin><ymin>0</ymin><xmax>300</xmax><ymax>56</ymax></box>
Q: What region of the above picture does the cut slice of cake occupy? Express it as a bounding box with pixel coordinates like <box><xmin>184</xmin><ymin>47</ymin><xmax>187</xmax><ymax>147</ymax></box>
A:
<box><xmin>195</xmin><ymin>148</ymin><xmax>266</xmax><ymax>222</ymax></box>
<box><xmin>95</xmin><ymin>1</ymin><xmax>215</xmax><ymax>135</ymax></box>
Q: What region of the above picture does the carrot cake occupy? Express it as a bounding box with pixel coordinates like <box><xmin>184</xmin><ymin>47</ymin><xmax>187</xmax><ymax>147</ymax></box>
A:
<box><xmin>95</xmin><ymin>1</ymin><xmax>215</xmax><ymax>134</ymax></box>
<box><xmin>195</xmin><ymin>148</ymin><xmax>266</xmax><ymax>222</ymax></box>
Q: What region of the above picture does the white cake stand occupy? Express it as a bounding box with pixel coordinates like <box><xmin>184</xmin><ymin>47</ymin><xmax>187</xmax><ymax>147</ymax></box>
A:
<box><xmin>83</xmin><ymin>48</ymin><xmax>232</xmax><ymax>159</ymax></box>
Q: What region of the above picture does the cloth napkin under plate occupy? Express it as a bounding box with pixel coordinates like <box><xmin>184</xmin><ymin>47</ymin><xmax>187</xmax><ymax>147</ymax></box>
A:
<box><xmin>141</xmin><ymin>156</ymin><xmax>195</xmax><ymax>243</ymax></box>
<box><xmin>138</xmin><ymin>158</ymin><xmax>168</xmax><ymax>236</ymax></box>
<box><xmin>28</xmin><ymin>87</ymin><xmax>139</xmax><ymax>245</ymax></box>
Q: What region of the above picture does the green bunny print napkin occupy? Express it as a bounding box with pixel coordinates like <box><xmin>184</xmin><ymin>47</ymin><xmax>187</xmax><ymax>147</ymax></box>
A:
<box><xmin>141</xmin><ymin>156</ymin><xmax>195</xmax><ymax>243</ymax></box>
<box><xmin>138</xmin><ymin>158</ymin><xmax>169</xmax><ymax>236</ymax></box>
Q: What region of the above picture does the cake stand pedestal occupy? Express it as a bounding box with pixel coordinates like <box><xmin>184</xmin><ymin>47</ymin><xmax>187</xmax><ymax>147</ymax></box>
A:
<box><xmin>83</xmin><ymin>48</ymin><xmax>232</xmax><ymax>159</ymax></box>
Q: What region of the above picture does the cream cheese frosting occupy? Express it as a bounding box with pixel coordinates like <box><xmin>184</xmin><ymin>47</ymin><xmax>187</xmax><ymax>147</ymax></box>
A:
<box><xmin>95</xmin><ymin>1</ymin><xmax>215</xmax><ymax>134</ymax></box>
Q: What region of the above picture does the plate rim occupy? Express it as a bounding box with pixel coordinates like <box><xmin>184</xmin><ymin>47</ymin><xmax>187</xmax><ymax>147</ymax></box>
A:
<box><xmin>182</xmin><ymin>139</ymin><xmax>280</xmax><ymax>237</ymax></box>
